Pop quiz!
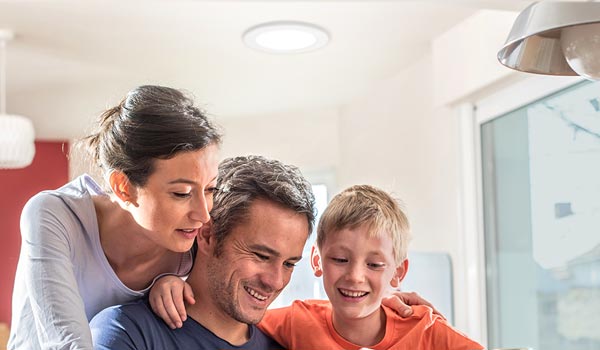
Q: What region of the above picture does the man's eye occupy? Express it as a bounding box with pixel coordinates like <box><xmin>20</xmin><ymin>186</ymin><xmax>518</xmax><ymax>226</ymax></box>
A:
<box><xmin>173</xmin><ymin>192</ymin><xmax>191</xmax><ymax>198</ymax></box>
<box><xmin>284</xmin><ymin>261</ymin><xmax>297</xmax><ymax>269</ymax></box>
<box><xmin>254</xmin><ymin>253</ymin><xmax>269</xmax><ymax>261</ymax></box>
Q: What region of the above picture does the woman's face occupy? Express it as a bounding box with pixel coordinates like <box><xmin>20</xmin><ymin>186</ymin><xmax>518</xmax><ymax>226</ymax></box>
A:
<box><xmin>128</xmin><ymin>144</ymin><xmax>220</xmax><ymax>253</ymax></box>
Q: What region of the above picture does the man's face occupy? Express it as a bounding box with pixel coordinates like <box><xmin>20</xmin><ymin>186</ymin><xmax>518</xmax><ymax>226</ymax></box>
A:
<box><xmin>206</xmin><ymin>198</ymin><xmax>309</xmax><ymax>324</ymax></box>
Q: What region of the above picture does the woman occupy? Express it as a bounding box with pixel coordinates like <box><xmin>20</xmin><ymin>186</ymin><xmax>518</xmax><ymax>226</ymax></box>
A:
<box><xmin>9</xmin><ymin>85</ymin><xmax>222</xmax><ymax>350</ymax></box>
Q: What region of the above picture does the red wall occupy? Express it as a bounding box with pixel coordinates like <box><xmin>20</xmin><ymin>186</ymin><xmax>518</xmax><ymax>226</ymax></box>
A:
<box><xmin>0</xmin><ymin>141</ymin><xmax>69</xmax><ymax>324</ymax></box>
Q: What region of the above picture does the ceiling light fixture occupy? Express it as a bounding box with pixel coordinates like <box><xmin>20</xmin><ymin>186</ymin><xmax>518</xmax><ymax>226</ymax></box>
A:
<box><xmin>0</xmin><ymin>29</ymin><xmax>35</xmax><ymax>169</ymax></box>
<box><xmin>498</xmin><ymin>1</ymin><xmax>600</xmax><ymax>80</ymax></box>
<box><xmin>243</xmin><ymin>21</ymin><xmax>329</xmax><ymax>54</ymax></box>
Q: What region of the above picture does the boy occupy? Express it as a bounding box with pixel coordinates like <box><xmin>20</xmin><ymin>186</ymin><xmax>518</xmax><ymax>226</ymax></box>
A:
<box><xmin>258</xmin><ymin>185</ymin><xmax>483</xmax><ymax>350</ymax></box>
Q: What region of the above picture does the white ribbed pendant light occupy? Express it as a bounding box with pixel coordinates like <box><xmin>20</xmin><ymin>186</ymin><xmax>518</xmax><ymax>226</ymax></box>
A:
<box><xmin>0</xmin><ymin>29</ymin><xmax>35</xmax><ymax>169</ymax></box>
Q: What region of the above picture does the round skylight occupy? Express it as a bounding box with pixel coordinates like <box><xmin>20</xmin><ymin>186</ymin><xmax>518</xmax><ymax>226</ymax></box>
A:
<box><xmin>243</xmin><ymin>21</ymin><xmax>329</xmax><ymax>54</ymax></box>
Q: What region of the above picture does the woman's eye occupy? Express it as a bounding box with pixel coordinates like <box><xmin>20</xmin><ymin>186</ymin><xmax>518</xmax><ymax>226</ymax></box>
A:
<box><xmin>173</xmin><ymin>192</ymin><xmax>191</xmax><ymax>198</ymax></box>
<box><xmin>206</xmin><ymin>187</ymin><xmax>218</xmax><ymax>194</ymax></box>
<box><xmin>284</xmin><ymin>261</ymin><xmax>297</xmax><ymax>269</ymax></box>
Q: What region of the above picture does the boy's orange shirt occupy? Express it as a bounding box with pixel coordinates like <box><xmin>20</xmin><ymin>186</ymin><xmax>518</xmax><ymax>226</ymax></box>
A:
<box><xmin>259</xmin><ymin>300</ymin><xmax>483</xmax><ymax>350</ymax></box>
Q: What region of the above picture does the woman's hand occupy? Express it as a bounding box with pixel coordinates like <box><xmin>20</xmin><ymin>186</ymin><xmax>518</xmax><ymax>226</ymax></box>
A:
<box><xmin>148</xmin><ymin>275</ymin><xmax>195</xmax><ymax>329</ymax></box>
<box><xmin>382</xmin><ymin>291</ymin><xmax>445</xmax><ymax>319</ymax></box>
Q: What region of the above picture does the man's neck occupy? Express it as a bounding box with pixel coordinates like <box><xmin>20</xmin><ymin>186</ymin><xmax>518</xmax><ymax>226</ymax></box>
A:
<box><xmin>331</xmin><ymin>306</ymin><xmax>387</xmax><ymax>347</ymax></box>
<box><xmin>185</xmin><ymin>290</ymin><xmax>251</xmax><ymax>346</ymax></box>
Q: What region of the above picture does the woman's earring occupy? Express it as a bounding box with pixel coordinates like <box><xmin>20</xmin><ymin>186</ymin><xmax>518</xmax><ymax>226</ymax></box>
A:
<box><xmin>124</xmin><ymin>200</ymin><xmax>131</xmax><ymax>206</ymax></box>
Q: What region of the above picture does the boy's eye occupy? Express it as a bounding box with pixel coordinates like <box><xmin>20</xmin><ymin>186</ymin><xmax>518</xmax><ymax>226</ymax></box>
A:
<box><xmin>368</xmin><ymin>262</ymin><xmax>386</xmax><ymax>269</ymax></box>
<box><xmin>331</xmin><ymin>257</ymin><xmax>348</xmax><ymax>263</ymax></box>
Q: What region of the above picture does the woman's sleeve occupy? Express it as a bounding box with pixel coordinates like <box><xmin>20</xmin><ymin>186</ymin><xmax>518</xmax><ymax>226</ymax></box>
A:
<box><xmin>12</xmin><ymin>193</ymin><xmax>93</xmax><ymax>350</ymax></box>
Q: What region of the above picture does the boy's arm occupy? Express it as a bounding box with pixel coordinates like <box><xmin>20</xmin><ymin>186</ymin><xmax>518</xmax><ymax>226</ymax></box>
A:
<box><xmin>383</xmin><ymin>291</ymin><xmax>445</xmax><ymax>318</ymax></box>
<box><xmin>148</xmin><ymin>275</ymin><xmax>195</xmax><ymax>329</ymax></box>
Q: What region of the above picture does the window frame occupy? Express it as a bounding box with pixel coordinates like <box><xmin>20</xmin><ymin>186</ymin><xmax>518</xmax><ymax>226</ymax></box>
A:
<box><xmin>458</xmin><ymin>74</ymin><xmax>584</xmax><ymax>346</ymax></box>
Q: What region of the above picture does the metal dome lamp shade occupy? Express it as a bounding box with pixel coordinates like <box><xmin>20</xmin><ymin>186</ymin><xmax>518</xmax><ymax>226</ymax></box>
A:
<box><xmin>0</xmin><ymin>29</ymin><xmax>35</xmax><ymax>169</ymax></box>
<box><xmin>498</xmin><ymin>1</ymin><xmax>600</xmax><ymax>80</ymax></box>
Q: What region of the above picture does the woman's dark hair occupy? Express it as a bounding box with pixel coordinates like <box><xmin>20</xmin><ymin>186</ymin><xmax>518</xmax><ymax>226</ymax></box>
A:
<box><xmin>83</xmin><ymin>85</ymin><xmax>222</xmax><ymax>187</ymax></box>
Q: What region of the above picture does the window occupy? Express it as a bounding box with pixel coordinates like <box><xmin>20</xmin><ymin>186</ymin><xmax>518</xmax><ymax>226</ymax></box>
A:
<box><xmin>480</xmin><ymin>80</ymin><xmax>600</xmax><ymax>350</ymax></box>
<box><xmin>269</xmin><ymin>183</ymin><xmax>328</xmax><ymax>308</ymax></box>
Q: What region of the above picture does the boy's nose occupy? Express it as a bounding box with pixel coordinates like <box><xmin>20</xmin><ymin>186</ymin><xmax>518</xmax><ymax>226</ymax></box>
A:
<box><xmin>345</xmin><ymin>263</ymin><xmax>366</xmax><ymax>283</ymax></box>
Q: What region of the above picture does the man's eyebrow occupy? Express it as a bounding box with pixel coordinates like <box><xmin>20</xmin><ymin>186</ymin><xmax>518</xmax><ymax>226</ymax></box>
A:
<box><xmin>249</xmin><ymin>244</ymin><xmax>303</xmax><ymax>262</ymax></box>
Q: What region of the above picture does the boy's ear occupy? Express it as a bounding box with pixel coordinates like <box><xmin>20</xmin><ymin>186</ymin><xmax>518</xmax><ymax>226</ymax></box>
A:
<box><xmin>310</xmin><ymin>245</ymin><xmax>323</xmax><ymax>278</ymax></box>
<box><xmin>108</xmin><ymin>171</ymin><xmax>138</xmax><ymax>206</ymax></box>
<box><xmin>390</xmin><ymin>259</ymin><xmax>409</xmax><ymax>288</ymax></box>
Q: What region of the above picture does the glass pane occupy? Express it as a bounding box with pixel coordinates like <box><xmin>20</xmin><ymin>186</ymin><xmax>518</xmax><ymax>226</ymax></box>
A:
<box><xmin>481</xmin><ymin>80</ymin><xmax>600</xmax><ymax>350</ymax></box>
<box><xmin>269</xmin><ymin>183</ymin><xmax>328</xmax><ymax>308</ymax></box>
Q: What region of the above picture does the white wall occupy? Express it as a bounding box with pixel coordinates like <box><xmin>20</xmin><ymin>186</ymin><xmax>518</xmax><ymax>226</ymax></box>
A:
<box><xmin>218</xmin><ymin>107</ymin><xmax>340</xmax><ymax>183</ymax></box>
<box><xmin>338</xmin><ymin>54</ymin><xmax>460</xmax><ymax>255</ymax></box>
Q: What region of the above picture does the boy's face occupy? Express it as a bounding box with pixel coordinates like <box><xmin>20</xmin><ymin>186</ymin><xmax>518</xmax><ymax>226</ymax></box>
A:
<box><xmin>318</xmin><ymin>224</ymin><xmax>406</xmax><ymax>322</ymax></box>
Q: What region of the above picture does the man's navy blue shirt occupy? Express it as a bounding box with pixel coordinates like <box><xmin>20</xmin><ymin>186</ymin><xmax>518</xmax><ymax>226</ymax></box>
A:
<box><xmin>90</xmin><ymin>299</ymin><xmax>284</xmax><ymax>350</ymax></box>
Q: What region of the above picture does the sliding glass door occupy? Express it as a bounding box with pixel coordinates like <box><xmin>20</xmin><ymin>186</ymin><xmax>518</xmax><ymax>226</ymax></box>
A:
<box><xmin>481</xmin><ymin>80</ymin><xmax>600</xmax><ymax>350</ymax></box>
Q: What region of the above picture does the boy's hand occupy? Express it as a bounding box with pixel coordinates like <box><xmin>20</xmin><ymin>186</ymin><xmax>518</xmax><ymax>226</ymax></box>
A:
<box><xmin>382</xmin><ymin>291</ymin><xmax>445</xmax><ymax>319</ymax></box>
<box><xmin>149</xmin><ymin>275</ymin><xmax>195</xmax><ymax>329</ymax></box>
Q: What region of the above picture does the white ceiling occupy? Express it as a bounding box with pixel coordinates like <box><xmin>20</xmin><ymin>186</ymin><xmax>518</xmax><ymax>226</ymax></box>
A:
<box><xmin>0</xmin><ymin>0</ymin><xmax>532</xmax><ymax>140</ymax></box>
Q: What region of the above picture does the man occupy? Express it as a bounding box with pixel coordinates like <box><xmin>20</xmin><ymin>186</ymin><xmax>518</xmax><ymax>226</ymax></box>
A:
<box><xmin>91</xmin><ymin>155</ymin><xmax>316</xmax><ymax>349</ymax></box>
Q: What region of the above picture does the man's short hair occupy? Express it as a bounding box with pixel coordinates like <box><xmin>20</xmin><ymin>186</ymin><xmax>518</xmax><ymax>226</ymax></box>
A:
<box><xmin>316</xmin><ymin>185</ymin><xmax>411</xmax><ymax>264</ymax></box>
<box><xmin>211</xmin><ymin>155</ymin><xmax>316</xmax><ymax>255</ymax></box>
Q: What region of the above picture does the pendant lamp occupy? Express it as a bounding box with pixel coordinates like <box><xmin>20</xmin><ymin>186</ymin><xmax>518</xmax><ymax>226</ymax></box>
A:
<box><xmin>497</xmin><ymin>1</ymin><xmax>600</xmax><ymax>80</ymax></box>
<box><xmin>0</xmin><ymin>29</ymin><xmax>35</xmax><ymax>169</ymax></box>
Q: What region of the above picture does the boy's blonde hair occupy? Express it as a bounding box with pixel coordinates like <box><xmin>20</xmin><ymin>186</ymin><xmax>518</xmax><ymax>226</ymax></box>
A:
<box><xmin>316</xmin><ymin>185</ymin><xmax>411</xmax><ymax>265</ymax></box>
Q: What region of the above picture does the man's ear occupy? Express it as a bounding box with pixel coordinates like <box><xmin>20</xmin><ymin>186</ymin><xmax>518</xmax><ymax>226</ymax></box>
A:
<box><xmin>390</xmin><ymin>259</ymin><xmax>409</xmax><ymax>288</ymax></box>
<box><xmin>108</xmin><ymin>171</ymin><xmax>138</xmax><ymax>206</ymax></box>
<box><xmin>310</xmin><ymin>245</ymin><xmax>323</xmax><ymax>278</ymax></box>
<box><xmin>196</xmin><ymin>221</ymin><xmax>214</xmax><ymax>254</ymax></box>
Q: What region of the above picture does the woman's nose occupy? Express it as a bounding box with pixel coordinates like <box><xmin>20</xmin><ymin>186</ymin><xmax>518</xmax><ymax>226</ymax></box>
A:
<box><xmin>189</xmin><ymin>194</ymin><xmax>211</xmax><ymax>223</ymax></box>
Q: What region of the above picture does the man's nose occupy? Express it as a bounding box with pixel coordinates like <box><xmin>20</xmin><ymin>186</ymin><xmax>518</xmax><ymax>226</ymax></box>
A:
<box><xmin>261</xmin><ymin>265</ymin><xmax>289</xmax><ymax>292</ymax></box>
